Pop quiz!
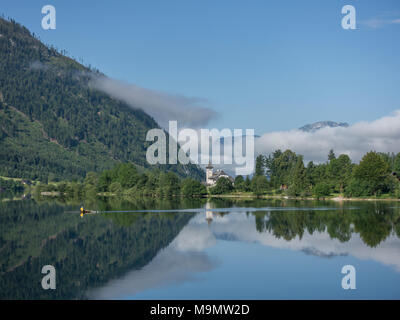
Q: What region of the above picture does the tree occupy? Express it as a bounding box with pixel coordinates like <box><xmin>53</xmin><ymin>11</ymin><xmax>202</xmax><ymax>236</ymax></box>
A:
<box><xmin>234</xmin><ymin>175</ymin><xmax>245</xmax><ymax>191</ymax></box>
<box><xmin>210</xmin><ymin>177</ymin><xmax>234</xmax><ymax>195</ymax></box>
<box><xmin>255</xmin><ymin>155</ymin><xmax>265</xmax><ymax>176</ymax></box>
<box><xmin>353</xmin><ymin>151</ymin><xmax>391</xmax><ymax>196</ymax></box>
<box><xmin>181</xmin><ymin>178</ymin><xmax>206</xmax><ymax>197</ymax></box>
<box><xmin>305</xmin><ymin>161</ymin><xmax>316</xmax><ymax>188</ymax></box>
<box><xmin>337</xmin><ymin>155</ymin><xmax>353</xmax><ymax>192</ymax></box>
<box><xmin>394</xmin><ymin>153</ymin><xmax>400</xmax><ymax>174</ymax></box>
<box><xmin>244</xmin><ymin>176</ymin><xmax>251</xmax><ymax>192</ymax></box>
<box><xmin>159</xmin><ymin>172</ymin><xmax>180</xmax><ymax>197</ymax></box>
<box><xmin>326</xmin><ymin>154</ymin><xmax>352</xmax><ymax>193</ymax></box>
<box><xmin>115</xmin><ymin>163</ymin><xmax>138</xmax><ymax>189</ymax></box>
<box><xmin>314</xmin><ymin>182</ymin><xmax>331</xmax><ymax>199</ymax></box>
<box><xmin>98</xmin><ymin>170</ymin><xmax>112</xmax><ymax>192</ymax></box>
<box><xmin>345</xmin><ymin>178</ymin><xmax>371</xmax><ymax>197</ymax></box>
<box><xmin>251</xmin><ymin>175</ymin><xmax>269</xmax><ymax>197</ymax></box>
<box><xmin>144</xmin><ymin>171</ymin><xmax>160</xmax><ymax>196</ymax></box>
<box><xmin>288</xmin><ymin>156</ymin><xmax>306</xmax><ymax>196</ymax></box>
<box><xmin>265</xmin><ymin>149</ymin><xmax>298</xmax><ymax>189</ymax></box>
<box><xmin>328</xmin><ymin>149</ymin><xmax>336</xmax><ymax>162</ymax></box>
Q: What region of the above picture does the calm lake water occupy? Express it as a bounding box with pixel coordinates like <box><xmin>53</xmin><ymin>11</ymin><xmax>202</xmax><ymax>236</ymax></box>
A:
<box><xmin>1</xmin><ymin>197</ymin><xmax>400</xmax><ymax>299</ymax></box>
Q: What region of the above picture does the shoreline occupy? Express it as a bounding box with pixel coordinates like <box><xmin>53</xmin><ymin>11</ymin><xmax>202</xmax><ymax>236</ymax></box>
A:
<box><xmin>206</xmin><ymin>194</ymin><xmax>400</xmax><ymax>202</ymax></box>
<box><xmin>15</xmin><ymin>191</ymin><xmax>399</xmax><ymax>203</ymax></box>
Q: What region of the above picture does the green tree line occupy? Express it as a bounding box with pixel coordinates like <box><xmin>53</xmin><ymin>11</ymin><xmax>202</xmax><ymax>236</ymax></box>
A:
<box><xmin>210</xmin><ymin>150</ymin><xmax>400</xmax><ymax>198</ymax></box>
<box><xmin>35</xmin><ymin>163</ymin><xmax>207</xmax><ymax>198</ymax></box>
<box><xmin>35</xmin><ymin>149</ymin><xmax>400</xmax><ymax>199</ymax></box>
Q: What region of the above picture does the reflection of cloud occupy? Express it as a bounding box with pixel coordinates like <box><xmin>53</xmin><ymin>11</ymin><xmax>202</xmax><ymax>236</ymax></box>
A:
<box><xmin>255</xmin><ymin>110</ymin><xmax>400</xmax><ymax>163</ymax></box>
<box><xmin>87</xmin><ymin>217</ymin><xmax>218</xmax><ymax>299</ymax></box>
<box><xmin>89</xmin><ymin>75</ymin><xmax>217</xmax><ymax>129</ymax></box>
<box><xmin>208</xmin><ymin>213</ymin><xmax>400</xmax><ymax>272</ymax></box>
<box><xmin>172</xmin><ymin>225</ymin><xmax>216</xmax><ymax>252</ymax></box>
<box><xmin>87</xmin><ymin>247</ymin><xmax>216</xmax><ymax>299</ymax></box>
<box><xmin>88</xmin><ymin>211</ymin><xmax>400</xmax><ymax>299</ymax></box>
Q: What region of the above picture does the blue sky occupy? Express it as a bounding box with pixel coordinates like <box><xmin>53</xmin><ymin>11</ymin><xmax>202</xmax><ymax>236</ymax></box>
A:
<box><xmin>2</xmin><ymin>0</ymin><xmax>400</xmax><ymax>134</ymax></box>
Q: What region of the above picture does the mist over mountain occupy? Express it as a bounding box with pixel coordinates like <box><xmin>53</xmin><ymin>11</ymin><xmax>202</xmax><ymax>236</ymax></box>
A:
<box><xmin>0</xmin><ymin>17</ymin><xmax>204</xmax><ymax>182</ymax></box>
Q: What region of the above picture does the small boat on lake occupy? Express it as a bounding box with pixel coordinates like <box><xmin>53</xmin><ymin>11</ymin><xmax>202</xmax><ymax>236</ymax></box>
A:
<box><xmin>80</xmin><ymin>207</ymin><xmax>99</xmax><ymax>216</ymax></box>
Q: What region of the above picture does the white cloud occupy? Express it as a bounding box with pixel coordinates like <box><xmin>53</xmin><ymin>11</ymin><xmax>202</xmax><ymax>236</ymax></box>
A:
<box><xmin>89</xmin><ymin>75</ymin><xmax>218</xmax><ymax>129</ymax></box>
<box><xmin>255</xmin><ymin>110</ymin><xmax>400</xmax><ymax>163</ymax></box>
<box><xmin>360</xmin><ymin>18</ymin><xmax>400</xmax><ymax>28</ymax></box>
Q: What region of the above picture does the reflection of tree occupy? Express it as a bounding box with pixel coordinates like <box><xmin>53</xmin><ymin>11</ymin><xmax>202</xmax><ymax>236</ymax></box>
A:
<box><xmin>265</xmin><ymin>212</ymin><xmax>305</xmax><ymax>241</ymax></box>
<box><xmin>254</xmin><ymin>212</ymin><xmax>267</xmax><ymax>233</ymax></box>
<box><xmin>395</xmin><ymin>219</ymin><xmax>400</xmax><ymax>238</ymax></box>
<box><xmin>326</xmin><ymin>215</ymin><xmax>352</xmax><ymax>243</ymax></box>
<box><xmin>0</xmin><ymin>199</ymin><xmax>195</xmax><ymax>299</ymax></box>
<box><xmin>352</xmin><ymin>207</ymin><xmax>394</xmax><ymax>248</ymax></box>
<box><xmin>251</xmin><ymin>202</ymin><xmax>400</xmax><ymax>248</ymax></box>
<box><xmin>2</xmin><ymin>198</ymin><xmax>400</xmax><ymax>299</ymax></box>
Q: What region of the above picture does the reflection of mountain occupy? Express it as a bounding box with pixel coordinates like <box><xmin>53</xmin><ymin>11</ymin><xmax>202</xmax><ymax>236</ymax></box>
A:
<box><xmin>89</xmin><ymin>213</ymin><xmax>219</xmax><ymax>299</ymax></box>
<box><xmin>90</xmin><ymin>202</ymin><xmax>400</xmax><ymax>299</ymax></box>
<box><xmin>2</xmin><ymin>198</ymin><xmax>400</xmax><ymax>299</ymax></box>
<box><xmin>301</xmin><ymin>247</ymin><xmax>348</xmax><ymax>258</ymax></box>
<box><xmin>0</xmin><ymin>199</ymin><xmax>194</xmax><ymax>299</ymax></box>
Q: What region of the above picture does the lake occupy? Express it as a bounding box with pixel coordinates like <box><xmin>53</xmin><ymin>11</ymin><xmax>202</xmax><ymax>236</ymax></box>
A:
<box><xmin>1</xmin><ymin>197</ymin><xmax>399</xmax><ymax>299</ymax></box>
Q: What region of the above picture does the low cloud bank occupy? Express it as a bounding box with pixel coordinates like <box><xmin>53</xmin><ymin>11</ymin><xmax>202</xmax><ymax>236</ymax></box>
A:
<box><xmin>89</xmin><ymin>75</ymin><xmax>218</xmax><ymax>129</ymax></box>
<box><xmin>255</xmin><ymin>110</ymin><xmax>400</xmax><ymax>163</ymax></box>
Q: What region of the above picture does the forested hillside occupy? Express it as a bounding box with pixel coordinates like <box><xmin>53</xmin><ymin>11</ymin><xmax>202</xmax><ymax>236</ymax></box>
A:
<box><xmin>0</xmin><ymin>17</ymin><xmax>204</xmax><ymax>182</ymax></box>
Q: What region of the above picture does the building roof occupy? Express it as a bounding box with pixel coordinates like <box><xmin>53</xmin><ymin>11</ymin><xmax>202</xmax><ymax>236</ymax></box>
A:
<box><xmin>209</xmin><ymin>170</ymin><xmax>234</xmax><ymax>182</ymax></box>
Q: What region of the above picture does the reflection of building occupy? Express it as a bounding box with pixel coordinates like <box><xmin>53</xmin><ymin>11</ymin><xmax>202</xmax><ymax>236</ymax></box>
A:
<box><xmin>206</xmin><ymin>162</ymin><xmax>234</xmax><ymax>187</ymax></box>
<box><xmin>206</xmin><ymin>211</ymin><xmax>213</xmax><ymax>225</ymax></box>
<box><xmin>205</xmin><ymin>202</ymin><xmax>213</xmax><ymax>226</ymax></box>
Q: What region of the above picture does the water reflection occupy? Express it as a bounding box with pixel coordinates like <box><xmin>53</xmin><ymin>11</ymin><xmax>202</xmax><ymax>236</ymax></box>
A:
<box><xmin>0</xmin><ymin>198</ymin><xmax>399</xmax><ymax>299</ymax></box>
<box><xmin>205</xmin><ymin>201</ymin><xmax>213</xmax><ymax>226</ymax></box>
<box><xmin>208</xmin><ymin>210</ymin><xmax>400</xmax><ymax>270</ymax></box>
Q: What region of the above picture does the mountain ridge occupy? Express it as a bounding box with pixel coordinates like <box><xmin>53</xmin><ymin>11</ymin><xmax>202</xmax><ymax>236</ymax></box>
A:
<box><xmin>299</xmin><ymin>121</ymin><xmax>349</xmax><ymax>132</ymax></box>
<box><xmin>0</xmin><ymin>17</ymin><xmax>204</xmax><ymax>182</ymax></box>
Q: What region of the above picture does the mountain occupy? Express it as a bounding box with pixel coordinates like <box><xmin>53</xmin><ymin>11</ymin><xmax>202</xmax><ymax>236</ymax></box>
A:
<box><xmin>299</xmin><ymin>121</ymin><xmax>349</xmax><ymax>132</ymax></box>
<box><xmin>0</xmin><ymin>18</ymin><xmax>204</xmax><ymax>182</ymax></box>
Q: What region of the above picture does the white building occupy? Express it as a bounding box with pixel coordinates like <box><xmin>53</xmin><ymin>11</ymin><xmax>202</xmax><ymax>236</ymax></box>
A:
<box><xmin>205</xmin><ymin>162</ymin><xmax>234</xmax><ymax>187</ymax></box>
